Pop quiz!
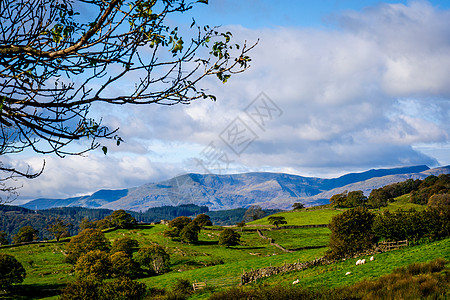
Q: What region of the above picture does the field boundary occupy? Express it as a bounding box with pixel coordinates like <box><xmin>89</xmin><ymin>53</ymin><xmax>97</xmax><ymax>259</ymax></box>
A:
<box><xmin>192</xmin><ymin>276</ymin><xmax>241</xmax><ymax>290</ymax></box>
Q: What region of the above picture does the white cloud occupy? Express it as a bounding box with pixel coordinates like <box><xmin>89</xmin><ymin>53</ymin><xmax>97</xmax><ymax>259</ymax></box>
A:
<box><xmin>7</xmin><ymin>1</ymin><xmax>450</xmax><ymax>201</ymax></box>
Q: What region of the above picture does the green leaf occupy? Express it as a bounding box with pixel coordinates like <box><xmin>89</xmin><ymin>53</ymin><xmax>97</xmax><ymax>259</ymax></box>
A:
<box><xmin>102</xmin><ymin>146</ymin><xmax>108</xmax><ymax>155</ymax></box>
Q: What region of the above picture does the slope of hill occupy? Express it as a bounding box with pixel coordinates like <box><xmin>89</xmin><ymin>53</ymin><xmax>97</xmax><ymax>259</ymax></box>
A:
<box><xmin>21</xmin><ymin>165</ymin><xmax>450</xmax><ymax>211</ymax></box>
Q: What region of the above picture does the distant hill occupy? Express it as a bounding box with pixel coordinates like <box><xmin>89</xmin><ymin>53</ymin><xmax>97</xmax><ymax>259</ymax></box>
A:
<box><xmin>21</xmin><ymin>165</ymin><xmax>450</xmax><ymax>211</ymax></box>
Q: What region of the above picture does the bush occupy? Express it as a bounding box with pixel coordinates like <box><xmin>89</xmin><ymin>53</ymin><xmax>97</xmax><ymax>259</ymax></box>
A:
<box><xmin>13</xmin><ymin>226</ymin><xmax>39</xmax><ymax>244</ymax></box>
<box><xmin>106</xmin><ymin>210</ymin><xmax>137</xmax><ymax>229</ymax></box>
<box><xmin>218</xmin><ymin>228</ymin><xmax>241</xmax><ymax>246</ymax></box>
<box><xmin>74</xmin><ymin>250</ymin><xmax>112</xmax><ymax>280</ymax></box>
<box><xmin>111</xmin><ymin>237</ymin><xmax>139</xmax><ymax>257</ymax></box>
<box><xmin>327</xmin><ymin>207</ymin><xmax>375</xmax><ymax>258</ymax></box>
<box><xmin>135</xmin><ymin>245</ymin><xmax>170</xmax><ymax>275</ymax></box>
<box><xmin>65</xmin><ymin>228</ymin><xmax>111</xmax><ymax>264</ymax></box>
<box><xmin>166</xmin><ymin>278</ymin><xmax>193</xmax><ymax>300</ymax></box>
<box><xmin>60</xmin><ymin>279</ymin><xmax>102</xmax><ymax>300</ymax></box>
<box><xmin>0</xmin><ymin>253</ymin><xmax>26</xmax><ymax>289</ymax></box>
<box><xmin>164</xmin><ymin>216</ymin><xmax>192</xmax><ymax>239</ymax></box>
<box><xmin>110</xmin><ymin>251</ymin><xmax>140</xmax><ymax>278</ymax></box>
<box><xmin>99</xmin><ymin>277</ymin><xmax>147</xmax><ymax>300</ymax></box>
<box><xmin>180</xmin><ymin>222</ymin><xmax>200</xmax><ymax>244</ymax></box>
<box><xmin>60</xmin><ymin>277</ymin><xmax>146</xmax><ymax>300</ymax></box>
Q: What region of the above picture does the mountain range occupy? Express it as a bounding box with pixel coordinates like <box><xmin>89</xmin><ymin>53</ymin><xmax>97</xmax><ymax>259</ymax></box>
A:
<box><xmin>21</xmin><ymin>165</ymin><xmax>450</xmax><ymax>211</ymax></box>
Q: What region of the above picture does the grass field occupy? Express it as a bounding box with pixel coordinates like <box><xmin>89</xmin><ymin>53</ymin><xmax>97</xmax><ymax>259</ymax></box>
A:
<box><xmin>0</xmin><ymin>197</ymin><xmax>446</xmax><ymax>299</ymax></box>
<box><xmin>263</xmin><ymin>227</ymin><xmax>330</xmax><ymax>249</ymax></box>
<box><xmin>253</xmin><ymin>237</ymin><xmax>450</xmax><ymax>290</ymax></box>
<box><xmin>248</xmin><ymin>208</ymin><xmax>342</xmax><ymax>226</ymax></box>
<box><xmin>383</xmin><ymin>194</ymin><xmax>425</xmax><ymax>212</ymax></box>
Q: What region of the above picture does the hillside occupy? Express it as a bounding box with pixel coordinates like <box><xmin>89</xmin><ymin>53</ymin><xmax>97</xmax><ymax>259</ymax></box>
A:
<box><xmin>21</xmin><ymin>165</ymin><xmax>450</xmax><ymax>211</ymax></box>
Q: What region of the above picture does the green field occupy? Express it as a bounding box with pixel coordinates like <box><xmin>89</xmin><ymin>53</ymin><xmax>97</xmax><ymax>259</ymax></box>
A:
<box><xmin>1</xmin><ymin>199</ymin><xmax>448</xmax><ymax>299</ymax></box>
<box><xmin>263</xmin><ymin>227</ymin><xmax>330</xmax><ymax>249</ymax></box>
<box><xmin>248</xmin><ymin>208</ymin><xmax>342</xmax><ymax>226</ymax></box>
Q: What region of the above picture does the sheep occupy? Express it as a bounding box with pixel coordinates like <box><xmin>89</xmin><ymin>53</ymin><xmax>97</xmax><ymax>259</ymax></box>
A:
<box><xmin>292</xmin><ymin>279</ymin><xmax>299</xmax><ymax>285</ymax></box>
<box><xmin>356</xmin><ymin>259</ymin><xmax>366</xmax><ymax>265</ymax></box>
<box><xmin>370</xmin><ymin>256</ymin><xmax>374</xmax><ymax>261</ymax></box>
<box><xmin>345</xmin><ymin>272</ymin><xmax>351</xmax><ymax>276</ymax></box>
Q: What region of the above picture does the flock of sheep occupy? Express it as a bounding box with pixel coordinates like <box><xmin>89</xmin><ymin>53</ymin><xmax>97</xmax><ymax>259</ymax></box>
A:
<box><xmin>292</xmin><ymin>256</ymin><xmax>375</xmax><ymax>284</ymax></box>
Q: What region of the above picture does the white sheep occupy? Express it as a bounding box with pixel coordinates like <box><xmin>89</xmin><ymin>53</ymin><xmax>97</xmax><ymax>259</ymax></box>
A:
<box><xmin>345</xmin><ymin>272</ymin><xmax>351</xmax><ymax>276</ymax></box>
<box><xmin>370</xmin><ymin>256</ymin><xmax>374</xmax><ymax>261</ymax></box>
<box><xmin>292</xmin><ymin>279</ymin><xmax>299</xmax><ymax>285</ymax></box>
<box><xmin>361</xmin><ymin>259</ymin><xmax>366</xmax><ymax>264</ymax></box>
<box><xmin>356</xmin><ymin>259</ymin><xmax>361</xmax><ymax>265</ymax></box>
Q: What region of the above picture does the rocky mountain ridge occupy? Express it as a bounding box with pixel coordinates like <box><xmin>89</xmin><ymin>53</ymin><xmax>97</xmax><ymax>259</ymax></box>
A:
<box><xmin>22</xmin><ymin>165</ymin><xmax>450</xmax><ymax>211</ymax></box>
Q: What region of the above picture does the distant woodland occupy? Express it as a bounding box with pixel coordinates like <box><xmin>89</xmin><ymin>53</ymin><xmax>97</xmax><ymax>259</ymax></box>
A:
<box><xmin>0</xmin><ymin>204</ymin><xmax>280</xmax><ymax>242</ymax></box>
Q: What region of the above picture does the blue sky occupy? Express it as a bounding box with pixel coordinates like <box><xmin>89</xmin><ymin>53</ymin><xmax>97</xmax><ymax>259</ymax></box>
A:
<box><xmin>8</xmin><ymin>0</ymin><xmax>450</xmax><ymax>203</ymax></box>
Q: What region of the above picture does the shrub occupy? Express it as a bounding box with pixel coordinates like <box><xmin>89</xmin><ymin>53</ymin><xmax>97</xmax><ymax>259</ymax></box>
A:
<box><xmin>65</xmin><ymin>228</ymin><xmax>111</xmax><ymax>264</ymax></box>
<box><xmin>99</xmin><ymin>277</ymin><xmax>147</xmax><ymax>300</ymax></box>
<box><xmin>60</xmin><ymin>279</ymin><xmax>102</xmax><ymax>300</ymax></box>
<box><xmin>13</xmin><ymin>226</ymin><xmax>39</xmax><ymax>244</ymax></box>
<box><xmin>192</xmin><ymin>214</ymin><xmax>212</xmax><ymax>227</ymax></box>
<box><xmin>218</xmin><ymin>228</ymin><xmax>241</xmax><ymax>246</ymax></box>
<box><xmin>135</xmin><ymin>245</ymin><xmax>170</xmax><ymax>275</ymax></box>
<box><xmin>111</xmin><ymin>237</ymin><xmax>139</xmax><ymax>257</ymax></box>
<box><xmin>327</xmin><ymin>207</ymin><xmax>375</xmax><ymax>258</ymax></box>
<box><xmin>110</xmin><ymin>251</ymin><xmax>140</xmax><ymax>278</ymax></box>
<box><xmin>164</xmin><ymin>216</ymin><xmax>192</xmax><ymax>239</ymax></box>
<box><xmin>166</xmin><ymin>278</ymin><xmax>193</xmax><ymax>300</ymax></box>
<box><xmin>74</xmin><ymin>250</ymin><xmax>112</xmax><ymax>280</ymax></box>
<box><xmin>60</xmin><ymin>277</ymin><xmax>146</xmax><ymax>300</ymax></box>
<box><xmin>106</xmin><ymin>210</ymin><xmax>137</xmax><ymax>229</ymax></box>
<box><xmin>0</xmin><ymin>253</ymin><xmax>26</xmax><ymax>289</ymax></box>
<box><xmin>180</xmin><ymin>222</ymin><xmax>200</xmax><ymax>244</ymax></box>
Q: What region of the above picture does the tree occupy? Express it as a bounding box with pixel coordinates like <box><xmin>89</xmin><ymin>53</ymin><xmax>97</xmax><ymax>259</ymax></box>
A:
<box><xmin>74</xmin><ymin>250</ymin><xmax>112</xmax><ymax>280</ymax></box>
<box><xmin>0</xmin><ymin>0</ymin><xmax>255</xmax><ymax>199</ymax></box>
<box><xmin>110</xmin><ymin>251</ymin><xmax>140</xmax><ymax>279</ymax></box>
<box><xmin>367</xmin><ymin>188</ymin><xmax>390</xmax><ymax>209</ymax></box>
<box><xmin>0</xmin><ymin>253</ymin><xmax>26</xmax><ymax>289</ymax></box>
<box><xmin>268</xmin><ymin>216</ymin><xmax>288</xmax><ymax>228</ymax></box>
<box><xmin>47</xmin><ymin>218</ymin><xmax>72</xmax><ymax>241</ymax></box>
<box><xmin>292</xmin><ymin>202</ymin><xmax>305</xmax><ymax>210</ymax></box>
<box><xmin>346</xmin><ymin>190</ymin><xmax>367</xmax><ymax>207</ymax></box>
<box><xmin>79</xmin><ymin>217</ymin><xmax>97</xmax><ymax>232</ymax></box>
<box><xmin>236</xmin><ymin>221</ymin><xmax>246</xmax><ymax>232</ymax></box>
<box><xmin>180</xmin><ymin>222</ymin><xmax>200</xmax><ymax>244</ymax></box>
<box><xmin>428</xmin><ymin>193</ymin><xmax>450</xmax><ymax>207</ymax></box>
<box><xmin>0</xmin><ymin>230</ymin><xmax>9</xmax><ymax>245</ymax></box>
<box><xmin>330</xmin><ymin>191</ymin><xmax>348</xmax><ymax>207</ymax></box>
<box><xmin>111</xmin><ymin>237</ymin><xmax>139</xmax><ymax>257</ymax></box>
<box><xmin>13</xmin><ymin>225</ymin><xmax>39</xmax><ymax>244</ymax></box>
<box><xmin>65</xmin><ymin>228</ymin><xmax>111</xmax><ymax>264</ymax></box>
<box><xmin>135</xmin><ymin>245</ymin><xmax>170</xmax><ymax>275</ymax></box>
<box><xmin>218</xmin><ymin>228</ymin><xmax>240</xmax><ymax>247</ymax></box>
<box><xmin>164</xmin><ymin>216</ymin><xmax>192</xmax><ymax>238</ymax></box>
<box><xmin>243</xmin><ymin>205</ymin><xmax>265</xmax><ymax>222</ymax></box>
<box><xmin>192</xmin><ymin>214</ymin><xmax>213</xmax><ymax>227</ymax></box>
<box><xmin>99</xmin><ymin>277</ymin><xmax>147</xmax><ymax>300</ymax></box>
<box><xmin>60</xmin><ymin>279</ymin><xmax>102</xmax><ymax>300</ymax></box>
<box><xmin>106</xmin><ymin>210</ymin><xmax>136</xmax><ymax>229</ymax></box>
<box><xmin>327</xmin><ymin>207</ymin><xmax>376</xmax><ymax>258</ymax></box>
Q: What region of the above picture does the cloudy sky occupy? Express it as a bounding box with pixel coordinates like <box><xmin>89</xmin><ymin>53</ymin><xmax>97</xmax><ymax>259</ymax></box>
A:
<box><xmin>9</xmin><ymin>0</ymin><xmax>450</xmax><ymax>202</ymax></box>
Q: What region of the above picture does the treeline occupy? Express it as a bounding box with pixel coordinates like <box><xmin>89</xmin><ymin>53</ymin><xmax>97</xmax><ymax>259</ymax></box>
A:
<box><xmin>327</xmin><ymin>205</ymin><xmax>450</xmax><ymax>259</ymax></box>
<box><xmin>0</xmin><ymin>204</ymin><xmax>280</xmax><ymax>243</ymax></box>
<box><xmin>330</xmin><ymin>174</ymin><xmax>450</xmax><ymax>208</ymax></box>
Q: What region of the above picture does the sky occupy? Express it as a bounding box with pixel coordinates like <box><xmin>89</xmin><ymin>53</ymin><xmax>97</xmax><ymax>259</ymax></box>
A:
<box><xmin>8</xmin><ymin>0</ymin><xmax>450</xmax><ymax>203</ymax></box>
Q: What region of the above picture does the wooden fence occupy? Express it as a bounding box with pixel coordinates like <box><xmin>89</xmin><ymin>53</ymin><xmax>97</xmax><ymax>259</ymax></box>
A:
<box><xmin>377</xmin><ymin>240</ymin><xmax>408</xmax><ymax>251</ymax></box>
<box><xmin>192</xmin><ymin>276</ymin><xmax>241</xmax><ymax>291</ymax></box>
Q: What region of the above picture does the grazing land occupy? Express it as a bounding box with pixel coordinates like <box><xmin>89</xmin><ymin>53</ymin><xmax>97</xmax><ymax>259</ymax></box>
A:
<box><xmin>0</xmin><ymin>194</ymin><xmax>449</xmax><ymax>299</ymax></box>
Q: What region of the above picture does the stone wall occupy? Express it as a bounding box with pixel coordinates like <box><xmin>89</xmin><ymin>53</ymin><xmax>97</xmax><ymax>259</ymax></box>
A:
<box><xmin>241</xmin><ymin>257</ymin><xmax>330</xmax><ymax>284</ymax></box>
